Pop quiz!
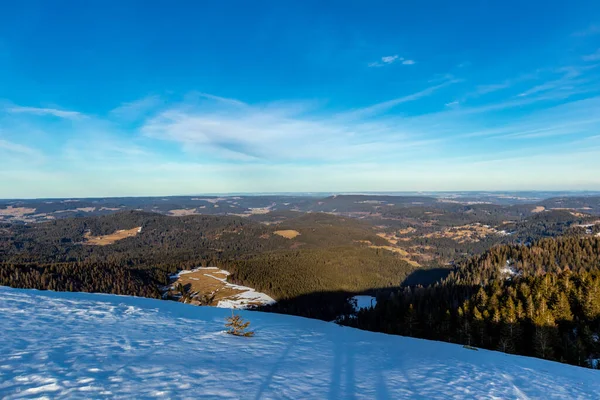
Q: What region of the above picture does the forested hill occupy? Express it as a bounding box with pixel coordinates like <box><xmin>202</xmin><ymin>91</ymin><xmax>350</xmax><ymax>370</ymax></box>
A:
<box><xmin>449</xmin><ymin>236</ymin><xmax>600</xmax><ymax>285</ymax></box>
<box><xmin>0</xmin><ymin>210</ymin><xmax>419</xmax><ymax>301</ymax></box>
<box><xmin>348</xmin><ymin>236</ymin><xmax>600</xmax><ymax>368</ymax></box>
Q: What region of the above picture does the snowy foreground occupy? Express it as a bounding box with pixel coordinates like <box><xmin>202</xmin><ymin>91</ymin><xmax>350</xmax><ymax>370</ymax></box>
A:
<box><xmin>1</xmin><ymin>287</ymin><xmax>599</xmax><ymax>399</ymax></box>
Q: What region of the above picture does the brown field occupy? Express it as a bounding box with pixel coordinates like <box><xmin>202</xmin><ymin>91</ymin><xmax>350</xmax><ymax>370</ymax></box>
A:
<box><xmin>376</xmin><ymin>232</ymin><xmax>398</xmax><ymax>244</ymax></box>
<box><xmin>84</xmin><ymin>227</ymin><xmax>141</xmax><ymax>245</ymax></box>
<box><xmin>369</xmin><ymin>245</ymin><xmax>409</xmax><ymax>256</ymax></box>
<box><xmin>75</xmin><ymin>207</ymin><xmax>96</xmax><ymax>212</ymax></box>
<box><xmin>229</xmin><ymin>213</ymin><xmax>252</xmax><ymax>218</ymax></box>
<box><xmin>173</xmin><ymin>269</ymin><xmax>244</xmax><ymax>306</ymax></box>
<box><xmin>424</xmin><ymin>223</ymin><xmax>500</xmax><ymax>243</ymax></box>
<box><xmin>248</xmin><ymin>207</ymin><xmax>271</xmax><ymax>215</ymax></box>
<box><xmin>172</xmin><ymin>268</ymin><xmax>271</xmax><ymax>308</ymax></box>
<box><xmin>570</xmin><ymin>212</ymin><xmax>588</xmax><ymax>217</ymax></box>
<box><xmin>397</xmin><ymin>227</ymin><xmax>417</xmax><ymax>235</ymax></box>
<box><xmin>532</xmin><ymin>206</ymin><xmax>545</xmax><ymax>213</ymax></box>
<box><xmin>274</xmin><ymin>230</ymin><xmax>301</xmax><ymax>239</ymax></box>
<box><xmin>0</xmin><ymin>206</ymin><xmax>36</xmax><ymax>217</ymax></box>
<box><xmin>548</xmin><ymin>208</ymin><xmax>589</xmax><ymax>217</ymax></box>
<box><xmin>369</xmin><ymin>246</ymin><xmax>420</xmax><ymax>266</ymax></box>
<box><xmin>168</xmin><ymin>208</ymin><xmax>199</xmax><ymax>216</ymax></box>
<box><xmin>369</xmin><ymin>234</ymin><xmax>421</xmax><ymax>266</ymax></box>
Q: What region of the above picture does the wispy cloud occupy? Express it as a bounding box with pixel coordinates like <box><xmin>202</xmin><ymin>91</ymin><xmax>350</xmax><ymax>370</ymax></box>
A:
<box><xmin>110</xmin><ymin>95</ymin><xmax>163</xmax><ymax>120</ymax></box>
<box><xmin>472</xmin><ymin>82</ymin><xmax>512</xmax><ymax>96</ymax></box>
<box><xmin>461</xmin><ymin>70</ymin><xmax>544</xmax><ymax>102</ymax></box>
<box><xmin>341</xmin><ymin>79</ymin><xmax>460</xmax><ymax>119</ymax></box>
<box><xmin>381</xmin><ymin>55</ymin><xmax>398</xmax><ymax>64</ymax></box>
<box><xmin>0</xmin><ymin>138</ymin><xmax>38</xmax><ymax>155</ymax></box>
<box><xmin>573</xmin><ymin>24</ymin><xmax>600</xmax><ymax>37</ymax></box>
<box><xmin>368</xmin><ymin>55</ymin><xmax>414</xmax><ymax>67</ymax></box>
<box><xmin>5</xmin><ymin>105</ymin><xmax>83</xmax><ymax>119</ymax></box>
<box><xmin>4</xmin><ymin>54</ymin><xmax>600</xmax><ymax>196</ymax></box>
<box><xmin>140</xmin><ymin>96</ymin><xmax>434</xmax><ymax>163</ymax></box>
<box><xmin>517</xmin><ymin>65</ymin><xmax>598</xmax><ymax>97</ymax></box>
<box><xmin>453</xmin><ymin>96</ymin><xmax>600</xmax><ymax>140</ymax></box>
<box><xmin>583</xmin><ymin>49</ymin><xmax>600</xmax><ymax>61</ymax></box>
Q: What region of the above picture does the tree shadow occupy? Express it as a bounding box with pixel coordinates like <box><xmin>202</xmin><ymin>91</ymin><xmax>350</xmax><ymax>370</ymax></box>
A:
<box><xmin>255</xmin><ymin>266</ymin><xmax>452</xmax><ymax>322</ymax></box>
<box><xmin>254</xmin><ymin>337</ymin><xmax>299</xmax><ymax>400</ymax></box>
<box><xmin>401</xmin><ymin>268</ymin><xmax>451</xmax><ymax>286</ymax></box>
<box><xmin>328</xmin><ymin>329</ymin><xmax>356</xmax><ymax>399</ymax></box>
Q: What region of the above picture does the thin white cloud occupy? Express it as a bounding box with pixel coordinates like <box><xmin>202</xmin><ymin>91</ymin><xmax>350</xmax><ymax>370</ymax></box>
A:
<box><xmin>461</xmin><ymin>70</ymin><xmax>545</xmax><ymax>102</ymax></box>
<box><xmin>0</xmin><ymin>138</ymin><xmax>37</xmax><ymax>155</ymax></box>
<box><xmin>110</xmin><ymin>95</ymin><xmax>163</xmax><ymax>120</ymax></box>
<box><xmin>368</xmin><ymin>54</ymin><xmax>412</xmax><ymax>67</ymax></box>
<box><xmin>381</xmin><ymin>55</ymin><xmax>399</xmax><ymax>64</ymax></box>
<box><xmin>6</xmin><ymin>106</ymin><xmax>83</xmax><ymax>119</ymax></box>
<box><xmin>341</xmin><ymin>79</ymin><xmax>460</xmax><ymax>119</ymax></box>
<box><xmin>472</xmin><ymin>82</ymin><xmax>512</xmax><ymax>96</ymax></box>
<box><xmin>573</xmin><ymin>24</ymin><xmax>600</xmax><ymax>37</ymax></box>
<box><xmin>5</xmin><ymin>56</ymin><xmax>600</xmax><ymax>196</ymax></box>
<box><xmin>583</xmin><ymin>49</ymin><xmax>600</xmax><ymax>61</ymax></box>
<box><xmin>517</xmin><ymin>65</ymin><xmax>597</xmax><ymax>97</ymax></box>
<box><xmin>140</xmin><ymin>90</ymin><xmax>448</xmax><ymax>162</ymax></box>
<box><xmin>454</xmin><ymin>96</ymin><xmax>600</xmax><ymax>140</ymax></box>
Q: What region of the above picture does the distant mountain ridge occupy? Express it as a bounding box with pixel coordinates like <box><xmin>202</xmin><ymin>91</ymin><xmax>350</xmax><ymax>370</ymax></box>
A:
<box><xmin>3</xmin><ymin>193</ymin><xmax>600</xmax><ymax>224</ymax></box>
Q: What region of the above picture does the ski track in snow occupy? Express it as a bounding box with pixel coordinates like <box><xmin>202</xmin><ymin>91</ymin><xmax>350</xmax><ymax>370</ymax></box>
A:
<box><xmin>1</xmin><ymin>286</ymin><xmax>599</xmax><ymax>399</ymax></box>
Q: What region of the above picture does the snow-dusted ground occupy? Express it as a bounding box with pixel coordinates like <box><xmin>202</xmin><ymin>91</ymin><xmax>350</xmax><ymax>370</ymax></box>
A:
<box><xmin>1</xmin><ymin>287</ymin><xmax>599</xmax><ymax>399</ymax></box>
<box><xmin>350</xmin><ymin>295</ymin><xmax>377</xmax><ymax>311</ymax></box>
<box><xmin>168</xmin><ymin>267</ymin><xmax>275</xmax><ymax>309</ymax></box>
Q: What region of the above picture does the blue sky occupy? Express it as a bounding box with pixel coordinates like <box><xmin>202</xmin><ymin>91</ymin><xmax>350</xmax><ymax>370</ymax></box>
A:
<box><xmin>1</xmin><ymin>1</ymin><xmax>600</xmax><ymax>198</ymax></box>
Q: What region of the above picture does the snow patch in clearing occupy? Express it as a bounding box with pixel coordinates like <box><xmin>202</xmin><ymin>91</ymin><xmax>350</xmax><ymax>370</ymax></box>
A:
<box><xmin>351</xmin><ymin>295</ymin><xmax>377</xmax><ymax>311</ymax></box>
<box><xmin>500</xmin><ymin>260</ymin><xmax>521</xmax><ymax>279</ymax></box>
<box><xmin>169</xmin><ymin>267</ymin><xmax>275</xmax><ymax>309</ymax></box>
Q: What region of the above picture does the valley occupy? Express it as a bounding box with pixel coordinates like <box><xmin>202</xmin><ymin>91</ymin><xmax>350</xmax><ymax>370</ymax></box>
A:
<box><xmin>2</xmin><ymin>193</ymin><xmax>600</xmax><ymax>369</ymax></box>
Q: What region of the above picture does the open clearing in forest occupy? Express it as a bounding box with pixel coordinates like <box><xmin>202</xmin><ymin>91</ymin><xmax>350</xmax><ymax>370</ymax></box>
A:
<box><xmin>0</xmin><ymin>206</ymin><xmax>36</xmax><ymax>218</ymax></box>
<box><xmin>532</xmin><ymin>206</ymin><xmax>545</xmax><ymax>213</ymax></box>
<box><xmin>170</xmin><ymin>267</ymin><xmax>275</xmax><ymax>308</ymax></box>
<box><xmin>369</xmin><ymin>245</ymin><xmax>410</xmax><ymax>256</ymax></box>
<box><xmin>168</xmin><ymin>208</ymin><xmax>199</xmax><ymax>216</ymax></box>
<box><xmin>84</xmin><ymin>227</ymin><xmax>141</xmax><ymax>245</ymax></box>
<box><xmin>363</xmin><ymin>237</ymin><xmax>421</xmax><ymax>267</ymax></box>
<box><xmin>274</xmin><ymin>230</ymin><xmax>301</xmax><ymax>239</ymax></box>
<box><xmin>423</xmin><ymin>223</ymin><xmax>504</xmax><ymax>243</ymax></box>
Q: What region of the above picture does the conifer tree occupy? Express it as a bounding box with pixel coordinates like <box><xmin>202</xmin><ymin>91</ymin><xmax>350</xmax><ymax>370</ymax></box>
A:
<box><xmin>225</xmin><ymin>311</ymin><xmax>255</xmax><ymax>337</ymax></box>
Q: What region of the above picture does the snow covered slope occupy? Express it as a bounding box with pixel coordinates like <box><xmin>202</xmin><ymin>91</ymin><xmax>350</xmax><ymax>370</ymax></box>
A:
<box><xmin>1</xmin><ymin>287</ymin><xmax>599</xmax><ymax>399</ymax></box>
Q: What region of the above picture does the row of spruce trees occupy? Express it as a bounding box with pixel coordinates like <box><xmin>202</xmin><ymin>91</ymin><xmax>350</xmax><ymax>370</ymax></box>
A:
<box><xmin>342</xmin><ymin>237</ymin><xmax>600</xmax><ymax>368</ymax></box>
